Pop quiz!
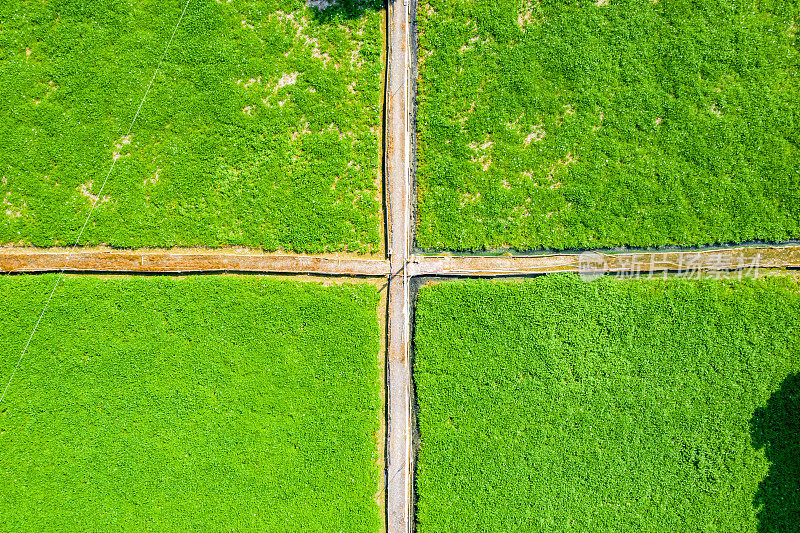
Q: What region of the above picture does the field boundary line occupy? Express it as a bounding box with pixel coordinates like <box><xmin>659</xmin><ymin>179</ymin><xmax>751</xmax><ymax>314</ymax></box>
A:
<box><xmin>0</xmin><ymin>0</ymin><xmax>193</xmax><ymax>405</ymax></box>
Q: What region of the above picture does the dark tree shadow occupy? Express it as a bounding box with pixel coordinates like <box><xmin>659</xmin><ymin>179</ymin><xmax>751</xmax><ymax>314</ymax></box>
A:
<box><xmin>308</xmin><ymin>0</ymin><xmax>384</xmax><ymax>22</ymax></box>
<box><xmin>751</xmin><ymin>373</ymin><xmax>800</xmax><ymax>532</ymax></box>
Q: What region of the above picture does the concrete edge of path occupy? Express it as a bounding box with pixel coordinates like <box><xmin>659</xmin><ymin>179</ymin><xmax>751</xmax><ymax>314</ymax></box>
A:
<box><xmin>0</xmin><ymin>251</ymin><xmax>392</xmax><ymax>276</ymax></box>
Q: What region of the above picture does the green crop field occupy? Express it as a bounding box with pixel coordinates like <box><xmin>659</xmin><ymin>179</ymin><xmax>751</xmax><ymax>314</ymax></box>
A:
<box><xmin>415</xmin><ymin>275</ymin><xmax>800</xmax><ymax>532</ymax></box>
<box><xmin>0</xmin><ymin>0</ymin><xmax>383</xmax><ymax>253</ymax></box>
<box><xmin>0</xmin><ymin>275</ymin><xmax>382</xmax><ymax>532</ymax></box>
<box><xmin>415</xmin><ymin>0</ymin><xmax>800</xmax><ymax>251</ymax></box>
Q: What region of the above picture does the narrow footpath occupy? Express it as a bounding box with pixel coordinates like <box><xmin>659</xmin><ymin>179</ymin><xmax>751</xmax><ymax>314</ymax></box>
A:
<box><xmin>385</xmin><ymin>0</ymin><xmax>413</xmax><ymax>530</ymax></box>
<box><xmin>0</xmin><ymin>249</ymin><xmax>390</xmax><ymax>276</ymax></box>
<box><xmin>4</xmin><ymin>246</ymin><xmax>799</xmax><ymax>278</ymax></box>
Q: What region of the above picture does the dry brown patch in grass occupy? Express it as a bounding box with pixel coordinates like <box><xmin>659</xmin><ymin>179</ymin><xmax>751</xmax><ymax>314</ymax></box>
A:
<box><xmin>554</xmin><ymin>104</ymin><xmax>577</xmax><ymax>126</ymax></box>
<box><xmin>77</xmin><ymin>180</ymin><xmax>111</xmax><ymax>205</ymax></box>
<box><xmin>112</xmin><ymin>135</ymin><xmax>131</xmax><ymax>161</ymax></box>
<box><xmin>349</xmin><ymin>44</ymin><xmax>365</xmax><ymax>69</ymax></box>
<box><xmin>459</xmin><ymin>190</ymin><xmax>482</xmax><ymax>207</ymax></box>
<box><xmin>475</xmin><ymin>155</ymin><xmax>493</xmax><ymax>172</ymax></box>
<box><xmin>459</xmin><ymin>35</ymin><xmax>482</xmax><ymax>53</ymax></box>
<box><xmin>506</xmin><ymin>113</ymin><xmax>525</xmax><ymax>132</ymax></box>
<box><xmin>419</xmin><ymin>2</ymin><xmax>437</xmax><ymax>18</ymax></box>
<box><xmin>522</xmin><ymin>170</ymin><xmax>544</xmax><ymax>187</ymax></box>
<box><xmin>457</xmin><ymin>100</ymin><xmax>477</xmax><ymax>127</ymax></box>
<box><xmin>546</xmin><ymin>152</ymin><xmax>578</xmax><ymax>182</ymax></box>
<box><xmin>523</xmin><ymin>124</ymin><xmax>545</xmax><ymax>147</ymax></box>
<box><xmin>595</xmin><ymin>0</ymin><xmax>609</xmax><ymax>5</ymax></box>
<box><xmin>327</xmin><ymin>122</ymin><xmax>355</xmax><ymax>141</ymax></box>
<box><xmin>469</xmin><ymin>136</ymin><xmax>494</xmax><ymax>171</ymax></box>
<box><xmin>272</xmin><ymin>11</ymin><xmax>335</xmax><ymax>67</ymax></box>
<box><xmin>275</xmin><ymin>72</ymin><xmax>298</xmax><ymax>90</ymax></box>
<box><xmin>419</xmin><ymin>48</ymin><xmax>432</xmax><ymax>68</ymax></box>
<box><xmin>3</xmin><ymin>193</ymin><xmax>25</xmax><ymax>219</ymax></box>
<box><xmin>236</xmin><ymin>76</ymin><xmax>261</xmax><ymax>89</ymax></box>
<box><xmin>290</xmin><ymin>120</ymin><xmax>313</xmax><ymax>141</ymax></box>
<box><xmin>711</xmin><ymin>103</ymin><xmax>722</xmax><ymax>117</ymax></box>
<box><xmin>518</xmin><ymin>0</ymin><xmax>544</xmax><ymax>28</ymax></box>
<box><xmin>311</xmin><ymin>48</ymin><xmax>334</xmax><ymax>66</ymax></box>
<box><xmin>512</xmin><ymin>203</ymin><xmax>532</xmax><ymax>218</ymax></box>
<box><xmin>144</xmin><ymin>168</ymin><xmax>161</xmax><ymax>186</ymax></box>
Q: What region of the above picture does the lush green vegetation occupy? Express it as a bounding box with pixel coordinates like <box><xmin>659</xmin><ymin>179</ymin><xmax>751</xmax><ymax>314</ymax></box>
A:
<box><xmin>415</xmin><ymin>274</ymin><xmax>800</xmax><ymax>532</ymax></box>
<box><xmin>0</xmin><ymin>0</ymin><xmax>383</xmax><ymax>253</ymax></box>
<box><xmin>0</xmin><ymin>275</ymin><xmax>382</xmax><ymax>531</ymax></box>
<box><xmin>416</xmin><ymin>0</ymin><xmax>800</xmax><ymax>251</ymax></box>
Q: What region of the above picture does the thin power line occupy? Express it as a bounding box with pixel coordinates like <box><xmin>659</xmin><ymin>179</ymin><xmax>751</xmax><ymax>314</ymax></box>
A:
<box><xmin>0</xmin><ymin>0</ymin><xmax>192</xmax><ymax>406</ymax></box>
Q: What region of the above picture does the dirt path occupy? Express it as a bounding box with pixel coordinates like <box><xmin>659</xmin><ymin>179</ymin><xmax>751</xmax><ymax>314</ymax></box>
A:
<box><xmin>7</xmin><ymin>246</ymin><xmax>798</xmax><ymax>278</ymax></box>
<box><xmin>385</xmin><ymin>0</ymin><xmax>413</xmax><ymax>531</ymax></box>
<box><xmin>409</xmin><ymin>246</ymin><xmax>800</xmax><ymax>277</ymax></box>
<box><xmin>0</xmin><ymin>250</ymin><xmax>390</xmax><ymax>276</ymax></box>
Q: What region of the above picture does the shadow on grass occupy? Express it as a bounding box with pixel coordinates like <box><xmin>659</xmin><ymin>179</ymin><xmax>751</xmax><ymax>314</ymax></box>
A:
<box><xmin>308</xmin><ymin>0</ymin><xmax>384</xmax><ymax>21</ymax></box>
<box><xmin>750</xmin><ymin>373</ymin><xmax>800</xmax><ymax>532</ymax></box>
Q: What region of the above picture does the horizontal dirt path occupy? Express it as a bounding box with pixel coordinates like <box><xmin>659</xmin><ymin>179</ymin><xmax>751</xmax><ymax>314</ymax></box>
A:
<box><xmin>409</xmin><ymin>246</ymin><xmax>800</xmax><ymax>277</ymax></box>
<box><xmin>4</xmin><ymin>246</ymin><xmax>798</xmax><ymax>278</ymax></box>
<box><xmin>0</xmin><ymin>250</ymin><xmax>390</xmax><ymax>276</ymax></box>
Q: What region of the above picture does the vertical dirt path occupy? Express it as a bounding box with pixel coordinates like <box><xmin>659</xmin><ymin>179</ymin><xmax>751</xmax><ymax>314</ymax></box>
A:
<box><xmin>385</xmin><ymin>0</ymin><xmax>413</xmax><ymax>530</ymax></box>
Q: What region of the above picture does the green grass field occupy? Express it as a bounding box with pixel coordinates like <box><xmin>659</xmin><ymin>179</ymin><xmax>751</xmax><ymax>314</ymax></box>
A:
<box><xmin>0</xmin><ymin>0</ymin><xmax>383</xmax><ymax>253</ymax></box>
<box><xmin>416</xmin><ymin>0</ymin><xmax>800</xmax><ymax>251</ymax></box>
<box><xmin>0</xmin><ymin>275</ymin><xmax>382</xmax><ymax>532</ymax></box>
<box><xmin>415</xmin><ymin>275</ymin><xmax>800</xmax><ymax>532</ymax></box>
